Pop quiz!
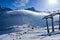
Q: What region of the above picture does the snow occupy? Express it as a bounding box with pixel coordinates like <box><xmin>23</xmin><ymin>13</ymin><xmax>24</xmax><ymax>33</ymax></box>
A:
<box><xmin>0</xmin><ymin>25</ymin><xmax>60</xmax><ymax>40</ymax></box>
<box><xmin>0</xmin><ymin>10</ymin><xmax>60</xmax><ymax>40</ymax></box>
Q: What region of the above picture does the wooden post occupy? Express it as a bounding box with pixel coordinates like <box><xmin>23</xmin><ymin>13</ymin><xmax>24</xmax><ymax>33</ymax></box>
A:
<box><xmin>59</xmin><ymin>14</ymin><xmax>60</xmax><ymax>30</ymax></box>
<box><xmin>46</xmin><ymin>18</ymin><xmax>49</xmax><ymax>33</ymax></box>
<box><xmin>51</xmin><ymin>16</ymin><xmax>54</xmax><ymax>32</ymax></box>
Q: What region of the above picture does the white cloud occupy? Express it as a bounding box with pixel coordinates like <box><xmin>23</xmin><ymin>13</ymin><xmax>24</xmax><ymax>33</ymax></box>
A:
<box><xmin>13</xmin><ymin>0</ymin><xmax>29</xmax><ymax>7</ymax></box>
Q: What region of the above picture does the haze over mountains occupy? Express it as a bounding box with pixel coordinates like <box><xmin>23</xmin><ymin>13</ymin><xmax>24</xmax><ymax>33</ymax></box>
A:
<box><xmin>0</xmin><ymin>6</ymin><xmax>59</xmax><ymax>31</ymax></box>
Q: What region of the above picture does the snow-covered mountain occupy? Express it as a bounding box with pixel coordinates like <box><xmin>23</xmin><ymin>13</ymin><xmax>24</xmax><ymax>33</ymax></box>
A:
<box><xmin>25</xmin><ymin>7</ymin><xmax>40</xmax><ymax>12</ymax></box>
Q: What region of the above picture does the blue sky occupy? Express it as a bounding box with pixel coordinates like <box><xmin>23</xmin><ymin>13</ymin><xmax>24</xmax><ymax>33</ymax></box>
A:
<box><xmin>0</xmin><ymin>0</ymin><xmax>60</xmax><ymax>11</ymax></box>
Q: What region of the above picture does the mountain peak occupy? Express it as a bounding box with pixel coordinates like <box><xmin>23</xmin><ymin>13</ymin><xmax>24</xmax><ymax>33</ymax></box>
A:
<box><xmin>25</xmin><ymin>7</ymin><xmax>39</xmax><ymax>12</ymax></box>
<box><xmin>26</xmin><ymin>7</ymin><xmax>35</xmax><ymax>11</ymax></box>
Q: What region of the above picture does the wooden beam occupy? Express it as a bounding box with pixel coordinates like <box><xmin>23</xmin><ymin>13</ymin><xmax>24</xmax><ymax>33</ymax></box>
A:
<box><xmin>59</xmin><ymin>14</ymin><xmax>60</xmax><ymax>30</ymax></box>
<box><xmin>46</xmin><ymin>18</ymin><xmax>49</xmax><ymax>33</ymax></box>
<box><xmin>43</xmin><ymin>13</ymin><xmax>59</xmax><ymax>19</ymax></box>
<box><xmin>51</xmin><ymin>16</ymin><xmax>54</xmax><ymax>32</ymax></box>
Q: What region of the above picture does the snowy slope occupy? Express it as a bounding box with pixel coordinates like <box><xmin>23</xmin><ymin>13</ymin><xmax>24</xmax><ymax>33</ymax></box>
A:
<box><xmin>0</xmin><ymin>25</ymin><xmax>60</xmax><ymax>40</ymax></box>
